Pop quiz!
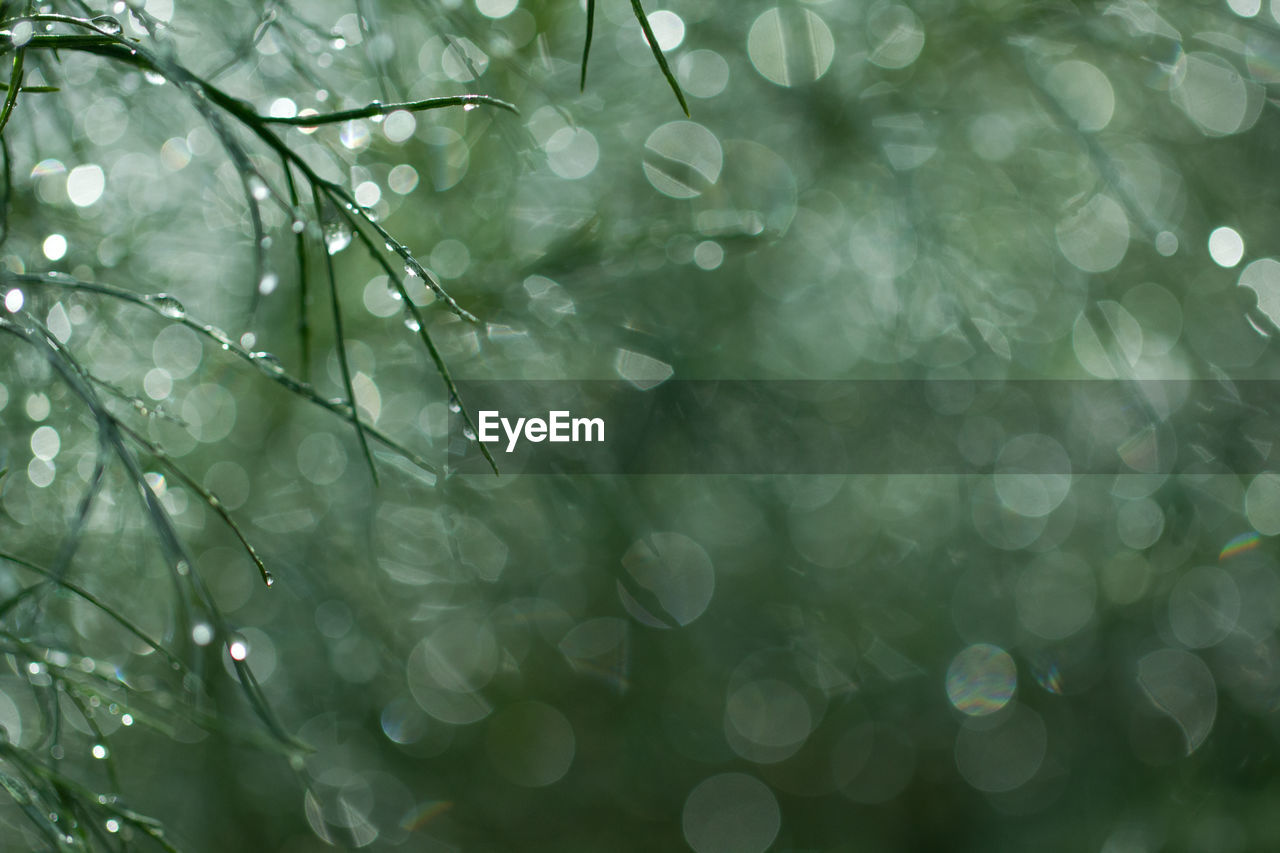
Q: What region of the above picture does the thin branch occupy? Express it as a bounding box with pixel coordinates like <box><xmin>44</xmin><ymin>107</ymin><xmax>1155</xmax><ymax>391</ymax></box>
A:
<box><xmin>581</xmin><ymin>0</ymin><xmax>596</xmax><ymax>91</ymax></box>
<box><xmin>282</xmin><ymin>158</ymin><xmax>311</xmax><ymax>380</ymax></box>
<box><xmin>314</xmin><ymin>185</ymin><xmax>380</xmax><ymax>487</ymax></box>
<box><xmin>629</xmin><ymin>0</ymin><xmax>689</xmax><ymax>116</ymax></box>
<box><xmin>5</xmin><ymin>271</ymin><xmax>438</xmax><ymax>476</ymax></box>
<box><xmin>260</xmin><ymin>93</ymin><xmax>517</xmax><ymax>125</ymax></box>
<box><xmin>0</xmin><ymin>45</ymin><xmax>23</xmax><ymax>136</ymax></box>
<box><xmin>0</xmin><ymin>550</ymin><xmax>187</xmax><ymax>673</ymax></box>
<box><xmin>336</xmin><ymin>204</ymin><xmax>500</xmax><ymax>475</ymax></box>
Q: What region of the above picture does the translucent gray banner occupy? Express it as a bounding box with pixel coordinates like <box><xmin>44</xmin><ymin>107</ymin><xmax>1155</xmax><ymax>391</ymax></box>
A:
<box><xmin>446</xmin><ymin>380</ymin><xmax>1280</xmax><ymax>475</ymax></box>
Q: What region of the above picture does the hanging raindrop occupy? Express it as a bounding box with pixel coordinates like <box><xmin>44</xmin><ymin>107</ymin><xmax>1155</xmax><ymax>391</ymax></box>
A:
<box><xmin>324</xmin><ymin>222</ymin><xmax>352</xmax><ymax>255</ymax></box>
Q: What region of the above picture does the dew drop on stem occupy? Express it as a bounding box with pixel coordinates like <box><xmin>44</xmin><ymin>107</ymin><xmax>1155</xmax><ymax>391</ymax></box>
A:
<box><xmin>144</xmin><ymin>293</ymin><xmax>186</xmax><ymax>319</ymax></box>
<box><xmin>250</xmin><ymin>351</ymin><xmax>285</xmax><ymax>375</ymax></box>
<box><xmin>91</xmin><ymin>15</ymin><xmax>124</xmax><ymax>35</ymax></box>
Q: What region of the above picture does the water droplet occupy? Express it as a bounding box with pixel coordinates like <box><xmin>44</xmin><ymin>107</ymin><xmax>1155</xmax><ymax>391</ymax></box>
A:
<box><xmin>4</xmin><ymin>288</ymin><xmax>23</xmax><ymax>313</ymax></box>
<box><xmin>9</xmin><ymin>21</ymin><xmax>32</xmax><ymax>47</ymax></box>
<box><xmin>404</xmin><ymin>263</ymin><xmax>419</xmax><ymax>278</ymax></box>
<box><xmin>448</xmin><ymin>395</ymin><xmax>462</xmax><ymax>413</ymax></box>
<box><xmin>120</xmin><ymin>713</ymin><xmax>133</xmax><ymax>726</ymax></box>
<box><xmin>324</xmin><ymin>222</ymin><xmax>352</xmax><ymax>255</ymax></box>
<box><xmin>144</xmin><ymin>71</ymin><xmax>166</xmax><ymax>86</ymax></box>
<box><xmin>463</xmin><ymin>103</ymin><xmax>478</xmax><ymax>112</ymax></box>
<box><xmin>191</xmin><ymin>623</ymin><xmax>213</xmax><ymax>645</ymax></box>
<box><xmin>946</xmin><ymin>644</ymin><xmax>1017</xmax><ymax>716</ymax></box>
<box><xmin>91</xmin><ymin>744</ymin><xmax>108</xmax><ymax>759</ymax></box>
<box><xmin>248</xmin><ymin>175</ymin><xmax>269</xmax><ymax>201</ymax></box>
<box><xmin>228</xmin><ymin>638</ymin><xmax>249</xmax><ymax>661</ymax></box>
<box><xmin>204</xmin><ymin>325</ymin><xmax>234</xmax><ymax>349</ymax></box>
<box><xmin>144</xmin><ymin>293</ymin><xmax>186</xmax><ymax>319</ymax></box>
<box><xmin>105</xmin><ymin>819</ymin><xmax>120</xmax><ymax>834</ymax></box>
<box><xmin>91</xmin><ymin>15</ymin><xmax>123</xmax><ymax>35</ymax></box>
<box><xmin>404</xmin><ymin>317</ymin><xmax>421</xmax><ymax>332</ymax></box>
<box><xmin>175</xmin><ymin>560</ymin><xmax>189</xmax><ymax>576</ymax></box>
<box><xmin>265</xmin><ymin>574</ymin><xmax>275</xmax><ymax>587</ymax></box>
<box><xmin>291</xmin><ymin>219</ymin><xmax>305</xmax><ymax>234</ymax></box>
<box><xmin>463</xmin><ymin>425</ymin><xmax>476</xmax><ymax>440</ymax></box>
<box><xmin>258</xmin><ymin>273</ymin><xmax>279</xmax><ymax>295</ymax></box>
<box><xmin>250</xmin><ymin>351</ymin><xmax>285</xmax><ymax>375</ymax></box>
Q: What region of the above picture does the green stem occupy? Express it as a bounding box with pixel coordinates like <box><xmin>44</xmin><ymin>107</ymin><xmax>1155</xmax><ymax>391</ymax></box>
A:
<box><xmin>262</xmin><ymin>93</ymin><xmax>517</xmax><ymax>125</ymax></box>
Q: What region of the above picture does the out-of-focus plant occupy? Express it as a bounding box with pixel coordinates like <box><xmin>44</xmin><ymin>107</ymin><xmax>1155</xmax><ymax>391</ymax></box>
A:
<box><xmin>0</xmin><ymin>1</ymin><xmax>685</xmax><ymax>848</ymax></box>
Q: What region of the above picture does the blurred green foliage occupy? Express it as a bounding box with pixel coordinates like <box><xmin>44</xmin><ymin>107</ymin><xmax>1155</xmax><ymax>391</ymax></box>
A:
<box><xmin>4</xmin><ymin>0</ymin><xmax>1280</xmax><ymax>851</ymax></box>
